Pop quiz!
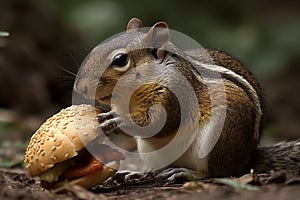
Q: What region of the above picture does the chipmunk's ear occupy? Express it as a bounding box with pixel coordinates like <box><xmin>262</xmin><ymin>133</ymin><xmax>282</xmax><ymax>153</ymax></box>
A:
<box><xmin>143</xmin><ymin>22</ymin><xmax>170</xmax><ymax>62</ymax></box>
<box><xmin>127</xmin><ymin>18</ymin><xmax>142</xmax><ymax>32</ymax></box>
<box><xmin>143</xmin><ymin>22</ymin><xmax>170</xmax><ymax>48</ymax></box>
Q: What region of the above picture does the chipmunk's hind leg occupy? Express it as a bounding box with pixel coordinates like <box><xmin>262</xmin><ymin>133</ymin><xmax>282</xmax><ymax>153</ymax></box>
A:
<box><xmin>156</xmin><ymin>167</ymin><xmax>204</xmax><ymax>184</ymax></box>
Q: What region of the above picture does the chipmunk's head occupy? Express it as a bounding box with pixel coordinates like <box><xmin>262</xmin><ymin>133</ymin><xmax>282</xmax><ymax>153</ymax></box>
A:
<box><xmin>74</xmin><ymin>18</ymin><xmax>171</xmax><ymax>106</ymax></box>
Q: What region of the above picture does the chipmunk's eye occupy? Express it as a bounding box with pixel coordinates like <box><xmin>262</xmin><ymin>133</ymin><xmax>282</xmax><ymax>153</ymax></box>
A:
<box><xmin>111</xmin><ymin>53</ymin><xmax>129</xmax><ymax>67</ymax></box>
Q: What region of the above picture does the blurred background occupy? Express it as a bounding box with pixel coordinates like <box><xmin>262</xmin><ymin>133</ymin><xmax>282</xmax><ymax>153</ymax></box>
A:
<box><xmin>0</xmin><ymin>0</ymin><xmax>299</xmax><ymax>167</ymax></box>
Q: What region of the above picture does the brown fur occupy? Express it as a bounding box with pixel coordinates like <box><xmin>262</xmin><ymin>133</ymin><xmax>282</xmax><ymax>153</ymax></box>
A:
<box><xmin>207</xmin><ymin>80</ymin><xmax>258</xmax><ymax>176</ymax></box>
<box><xmin>179</xmin><ymin>48</ymin><xmax>264</xmax><ymax>176</ymax></box>
<box><xmin>129</xmin><ymin>83</ymin><xmax>181</xmax><ymax>137</ymax></box>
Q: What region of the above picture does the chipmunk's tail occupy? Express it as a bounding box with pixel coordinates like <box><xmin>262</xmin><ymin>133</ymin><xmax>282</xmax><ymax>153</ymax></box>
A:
<box><xmin>250</xmin><ymin>140</ymin><xmax>300</xmax><ymax>173</ymax></box>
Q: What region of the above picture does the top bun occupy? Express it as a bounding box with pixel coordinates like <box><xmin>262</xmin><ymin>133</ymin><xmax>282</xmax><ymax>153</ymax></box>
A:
<box><xmin>24</xmin><ymin>104</ymin><xmax>103</xmax><ymax>176</ymax></box>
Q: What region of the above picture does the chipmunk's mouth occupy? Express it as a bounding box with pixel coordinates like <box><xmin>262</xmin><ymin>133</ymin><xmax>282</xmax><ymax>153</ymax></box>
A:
<box><xmin>98</xmin><ymin>94</ymin><xmax>112</xmax><ymax>104</ymax></box>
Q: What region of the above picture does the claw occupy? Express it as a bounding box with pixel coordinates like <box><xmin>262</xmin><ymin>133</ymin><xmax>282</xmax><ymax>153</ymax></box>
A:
<box><xmin>156</xmin><ymin>168</ymin><xmax>201</xmax><ymax>184</ymax></box>
<box><xmin>97</xmin><ymin>111</ymin><xmax>116</xmax><ymax>123</ymax></box>
<box><xmin>107</xmin><ymin>170</ymin><xmax>132</xmax><ymax>183</ymax></box>
<box><xmin>124</xmin><ymin>171</ymin><xmax>145</xmax><ymax>182</ymax></box>
<box><xmin>105</xmin><ymin>170</ymin><xmax>151</xmax><ymax>185</ymax></box>
<box><xmin>98</xmin><ymin>118</ymin><xmax>120</xmax><ymax>135</ymax></box>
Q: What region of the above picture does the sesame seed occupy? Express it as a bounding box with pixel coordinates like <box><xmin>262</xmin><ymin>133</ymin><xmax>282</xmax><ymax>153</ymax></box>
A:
<box><xmin>56</xmin><ymin>140</ymin><xmax>62</xmax><ymax>147</ymax></box>
<box><xmin>76</xmin><ymin>126</ymin><xmax>85</xmax><ymax>130</ymax></box>
<box><xmin>79</xmin><ymin>110</ymin><xmax>86</xmax><ymax>116</ymax></box>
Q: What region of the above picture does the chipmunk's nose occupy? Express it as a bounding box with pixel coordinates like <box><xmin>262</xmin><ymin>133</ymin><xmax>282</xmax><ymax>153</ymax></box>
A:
<box><xmin>74</xmin><ymin>79</ymin><xmax>95</xmax><ymax>99</ymax></box>
<box><xmin>74</xmin><ymin>79</ymin><xmax>87</xmax><ymax>95</ymax></box>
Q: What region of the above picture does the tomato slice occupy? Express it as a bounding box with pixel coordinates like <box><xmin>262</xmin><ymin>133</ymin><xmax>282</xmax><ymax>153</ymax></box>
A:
<box><xmin>62</xmin><ymin>154</ymin><xmax>103</xmax><ymax>180</ymax></box>
<box><xmin>50</xmin><ymin>144</ymin><xmax>124</xmax><ymax>182</ymax></box>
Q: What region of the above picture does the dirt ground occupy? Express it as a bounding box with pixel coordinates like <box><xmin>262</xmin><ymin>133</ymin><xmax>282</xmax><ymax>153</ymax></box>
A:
<box><xmin>1</xmin><ymin>111</ymin><xmax>299</xmax><ymax>200</ymax></box>
<box><xmin>1</xmin><ymin>167</ymin><xmax>300</xmax><ymax>200</ymax></box>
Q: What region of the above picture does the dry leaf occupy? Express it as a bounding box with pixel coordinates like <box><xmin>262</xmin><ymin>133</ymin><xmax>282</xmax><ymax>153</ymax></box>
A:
<box><xmin>182</xmin><ymin>181</ymin><xmax>217</xmax><ymax>192</ymax></box>
<box><xmin>214</xmin><ymin>178</ymin><xmax>259</xmax><ymax>191</ymax></box>
<box><xmin>64</xmin><ymin>183</ymin><xmax>105</xmax><ymax>200</ymax></box>
<box><xmin>235</xmin><ymin>171</ymin><xmax>255</xmax><ymax>184</ymax></box>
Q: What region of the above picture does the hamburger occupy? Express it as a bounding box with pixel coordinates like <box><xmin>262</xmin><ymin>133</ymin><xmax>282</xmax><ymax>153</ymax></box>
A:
<box><xmin>24</xmin><ymin>104</ymin><xmax>125</xmax><ymax>191</ymax></box>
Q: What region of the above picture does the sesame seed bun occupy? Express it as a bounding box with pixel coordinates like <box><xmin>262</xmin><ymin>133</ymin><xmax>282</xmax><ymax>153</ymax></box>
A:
<box><xmin>24</xmin><ymin>104</ymin><xmax>103</xmax><ymax>177</ymax></box>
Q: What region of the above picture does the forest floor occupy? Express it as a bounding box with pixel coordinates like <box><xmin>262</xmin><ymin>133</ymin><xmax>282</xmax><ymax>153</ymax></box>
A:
<box><xmin>1</xmin><ymin>166</ymin><xmax>300</xmax><ymax>200</ymax></box>
<box><xmin>1</xmin><ymin>110</ymin><xmax>300</xmax><ymax>200</ymax></box>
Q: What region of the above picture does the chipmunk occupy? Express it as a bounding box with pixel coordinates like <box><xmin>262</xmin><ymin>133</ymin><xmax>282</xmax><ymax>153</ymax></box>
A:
<box><xmin>74</xmin><ymin>18</ymin><xmax>300</xmax><ymax>181</ymax></box>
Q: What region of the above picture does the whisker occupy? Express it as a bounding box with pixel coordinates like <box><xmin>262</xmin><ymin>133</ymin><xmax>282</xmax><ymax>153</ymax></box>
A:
<box><xmin>56</xmin><ymin>65</ymin><xmax>78</xmax><ymax>77</ymax></box>
<box><xmin>57</xmin><ymin>80</ymin><xmax>74</xmax><ymax>89</ymax></box>
<box><xmin>59</xmin><ymin>75</ymin><xmax>76</xmax><ymax>81</ymax></box>
<box><xmin>67</xmin><ymin>51</ymin><xmax>80</xmax><ymax>68</ymax></box>
<box><xmin>56</xmin><ymin>73</ymin><xmax>76</xmax><ymax>89</ymax></box>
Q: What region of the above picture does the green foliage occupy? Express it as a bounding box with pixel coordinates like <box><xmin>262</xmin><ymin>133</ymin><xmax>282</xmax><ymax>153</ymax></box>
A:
<box><xmin>0</xmin><ymin>31</ymin><xmax>9</xmax><ymax>37</ymax></box>
<box><xmin>215</xmin><ymin>178</ymin><xmax>259</xmax><ymax>191</ymax></box>
<box><xmin>0</xmin><ymin>122</ymin><xmax>28</xmax><ymax>168</ymax></box>
<box><xmin>42</xmin><ymin>0</ymin><xmax>300</xmax><ymax>75</ymax></box>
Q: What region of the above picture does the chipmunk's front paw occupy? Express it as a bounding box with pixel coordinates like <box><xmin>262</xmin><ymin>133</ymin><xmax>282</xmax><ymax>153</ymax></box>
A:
<box><xmin>98</xmin><ymin>118</ymin><xmax>121</xmax><ymax>135</ymax></box>
<box><xmin>107</xmin><ymin>170</ymin><xmax>145</xmax><ymax>184</ymax></box>
<box><xmin>97</xmin><ymin>111</ymin><xmax>120</xmax><ymax>135</ymax></box>
<box><xmin>156</xmin><ymin>168</ymin><xmax>202</xmax><ymax>184</ymax></box>
<box><xmin>97</xmin><ymin>110</ymin><xmax>116</xmax><ymax>122</ymax></box>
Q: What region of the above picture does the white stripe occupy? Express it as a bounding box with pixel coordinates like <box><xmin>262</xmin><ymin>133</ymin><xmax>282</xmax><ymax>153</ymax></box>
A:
<box><xmin>191</xmin><ymin>61</ymin><xmax>262</xmax><ymax>140</ymax></box>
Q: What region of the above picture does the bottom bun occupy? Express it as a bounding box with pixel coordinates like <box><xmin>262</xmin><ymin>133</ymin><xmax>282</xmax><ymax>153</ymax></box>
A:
<box><xmin>51</xmin><ymin>161</ymin><xmax>119</xmax><ymax>192</ymax></box>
